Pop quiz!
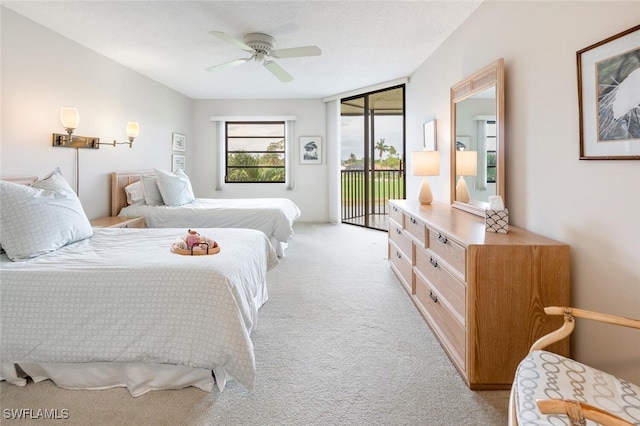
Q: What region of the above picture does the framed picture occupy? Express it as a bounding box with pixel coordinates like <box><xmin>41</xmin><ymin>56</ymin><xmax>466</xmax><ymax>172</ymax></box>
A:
<box><xmin>300</xmin><ymin>136</ymin><xmax>322</xmax><ymax>164</ymax></box>
<box><xmin>577</xmin><ymin>24</ymin><xmax>640</xmax><ymax>160</ymax></box>
<box><xmin>172</xmin><ymin>133</ymin><xmax>186</xmax><ymax>152</ymax></box>
<box><xmin>423</xmin><ymin>118</ymin><xmax>437</xmax><ymax>151</ymax></box>
<box><xmin>172</xmin><ymin>154</ymin><xmax>186</xmax><ymax>172</ymax></box>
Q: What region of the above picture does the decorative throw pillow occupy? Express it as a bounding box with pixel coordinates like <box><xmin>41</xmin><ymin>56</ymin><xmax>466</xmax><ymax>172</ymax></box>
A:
<box><xmin>0</xmin><ymin>168</ymin><xmax>93</xmax><ymax>260</ymax></box>
<box><xmin>124</xmin><ymin>180</ymin><xmax>145</xmax><ymax>205</ymax></box>
<box><xmin>141</xmin><ymin>175</ymin><xmax>164</xmax><ymax>206</ymax></box>
<box><xmin>154</xmin><ymin>168</ymin><xmax>195</xmax><ymax>206</ymax></box>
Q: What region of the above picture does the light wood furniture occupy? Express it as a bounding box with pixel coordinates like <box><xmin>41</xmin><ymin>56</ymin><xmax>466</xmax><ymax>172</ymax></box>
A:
<box><xmin>90</xmin><ymin>216</ymin><xmax>145</xmax><ymax>229</ymax></box>
<box><xmin>388</xmin><ymin>200</ymin><xmax>570</xmax><ymax>389</ymax></box>
<box><xmin>111</xmin><ymin>171</ymin><xmax>154</xmax><ymax>216</ymax></box>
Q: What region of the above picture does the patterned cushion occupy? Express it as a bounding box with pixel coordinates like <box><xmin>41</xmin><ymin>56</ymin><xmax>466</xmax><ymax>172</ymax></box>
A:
<box><xmin>140</xmin><ymin>175</ymin><xmax>164</xmax><ymax>206</ymax></box>
<box><xmin>0</xmin><ymin>169</ymin><xmax>93</xmax><ymax>260</ymax></box>
<box><xmin>514</xmin><ymin>350</ymin><xmax>640</xmax><ymax>425</ymax></box>
<box><xmin>154</xmin><ymin>168</ymin><xmax>195</xmax><ymax>206</ymax></box>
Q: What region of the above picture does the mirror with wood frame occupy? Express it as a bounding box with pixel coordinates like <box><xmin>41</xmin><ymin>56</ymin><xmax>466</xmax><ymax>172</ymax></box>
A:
<box><xmin>450</xmin><ymin>58</ymin><xmax>505</xmax><ymax>216</ymax></box>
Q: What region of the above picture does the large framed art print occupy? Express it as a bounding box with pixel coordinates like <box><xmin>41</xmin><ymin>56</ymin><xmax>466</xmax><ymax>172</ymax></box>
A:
<box><xmin>577</xmin><ymin>24</ymin><xmax>640</xmax><ymax>160</ymax></box>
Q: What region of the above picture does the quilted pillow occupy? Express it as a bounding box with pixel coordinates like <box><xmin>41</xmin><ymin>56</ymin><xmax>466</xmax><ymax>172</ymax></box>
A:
<box><xmin>141</xmin><ymin>175</ymin><xmax>164</xmax><ymax>206</ymax></box>
<box><xmin>124</xmin><ymin>180</ymin><xmax>145</xmax><ymax>205</ymax></box>
<box><xmin>0</xmin><ymin>169</ymin><xmax>93</xmax><ymax>260</ymax></box>
<box><xmin>154</xmin><ymin>168</ymin><xmax>195</xmax><ymax>206</ymax></box>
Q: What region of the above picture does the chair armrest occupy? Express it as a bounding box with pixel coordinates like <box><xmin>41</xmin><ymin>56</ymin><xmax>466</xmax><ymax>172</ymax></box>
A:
<box><xmin>537</xmin><ymin>399</ymin><xmax>634</xmax><ymax>426</ymax></box>
<box><xmin>529</xmin><ymin>307</ymin><xmax>640</xmax><ymax>352</ymax></box>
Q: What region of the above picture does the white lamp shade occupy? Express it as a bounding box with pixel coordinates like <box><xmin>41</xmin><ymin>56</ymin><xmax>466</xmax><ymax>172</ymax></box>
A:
<box><xmin>456</xmin><ymin>151</ymin><xmax>477</xmax><ymax>176</ymax></box>
<box><xmin>60</xmin><ymin>107</ymin><xmax>80</xmax><ymax>129</ymax></box>
<box><xmin>126</xmin><ymin>121</ymin><xmax>140</xmax><ymax>138</ymax></box>
<box><xmin>412</xmin><ymin>151</ymin><xmax>440</xmax><ymax>176</ymax></box>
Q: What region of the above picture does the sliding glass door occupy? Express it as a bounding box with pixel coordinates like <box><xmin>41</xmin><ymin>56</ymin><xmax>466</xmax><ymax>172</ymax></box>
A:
<box><xmin>340</xmin><ymin>85</ymin><xmax>405</xmax><ymax>231</ymax></box>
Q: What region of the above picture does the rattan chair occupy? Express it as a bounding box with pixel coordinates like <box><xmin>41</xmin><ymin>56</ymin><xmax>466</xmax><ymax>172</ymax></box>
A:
<box><xmin>508</xmin><ymin>306</ymin><xmax>640</xmax><ymax>426</ymax></box>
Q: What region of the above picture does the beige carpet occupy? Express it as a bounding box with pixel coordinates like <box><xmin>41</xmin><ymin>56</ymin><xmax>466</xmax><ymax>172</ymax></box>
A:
<box><xmin>0</xmin><ymin>223</ymin><xmax>509</xmax><ymax>425</ymax></box>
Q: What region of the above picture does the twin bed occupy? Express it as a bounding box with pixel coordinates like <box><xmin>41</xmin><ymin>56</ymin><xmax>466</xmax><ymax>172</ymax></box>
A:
<box><xmin>112</xmin><ymin>171</ymin><xmax>301</xmax><ymax>257</ymax></box>
<box><xmin>0</xmin><ymin>169</ymin><xmax>297</xmax><ymax>395</ymax></box>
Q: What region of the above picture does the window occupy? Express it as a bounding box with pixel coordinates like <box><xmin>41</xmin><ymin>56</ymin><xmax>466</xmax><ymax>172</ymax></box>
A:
<box><xmin>225</xmin><ymin>121</ymin><xmax>286</xmax><ymax>183</ymax></box>
<box><xmin>485</xmin><ymin>120</ymin><xmax>496</xmax><ymax>183</ymax></box>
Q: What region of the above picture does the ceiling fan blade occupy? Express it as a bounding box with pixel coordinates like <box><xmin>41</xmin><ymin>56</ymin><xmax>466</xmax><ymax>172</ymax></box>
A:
<box><xmin>271</xmin><ymin>46</ymin><xmax>321</xmax><ymax>58</ymax></box>
<box><xmin>209</xmin><ymin>31</ymin><xmax>254</xmax><ymax>53</ymax></box>
<box><xmin>205</xmin><ymin>57</ymin><xmax>250</xmax><ymax>72</ymax></box>
<box><xmin>263</xmin><ymin>61</ymin><xmax>293</xmax><ymax>83</ymax></box>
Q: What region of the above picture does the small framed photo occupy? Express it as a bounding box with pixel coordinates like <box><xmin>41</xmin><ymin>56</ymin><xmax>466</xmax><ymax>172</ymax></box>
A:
<box><xmin>577</xmin><ymin>24</ymin><xmax>640</xmax><ymax>159</ymax></box>
<box><xmin>423</xmin><ymin>117</ymin><xmax>437</xmax><ymax>151</ymax></box>
<box><xmin>172</xmin><ymin>133</ymin><xmax>186</xmax><ymax>152</ymax></box>
<box><xmin>172</xmin><ymin>154</ymin><xmax>186</xmax><ymax>172</ymax></box>
<box><xmin>300</xmin><ymin>136</ymin><xmax>322</xmax><ymax>164</ymax></box>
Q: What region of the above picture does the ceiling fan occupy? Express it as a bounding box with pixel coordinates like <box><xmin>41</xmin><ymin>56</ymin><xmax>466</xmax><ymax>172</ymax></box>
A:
<box><xmin>206</xmin><ymin>31</ymin><xmax>321</xmax><ymax>83</ymax></box>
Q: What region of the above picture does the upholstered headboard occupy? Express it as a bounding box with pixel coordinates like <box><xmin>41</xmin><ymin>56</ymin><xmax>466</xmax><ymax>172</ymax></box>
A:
<box><xmin>111</xmin><ymin>171</ymin><xmax>154</xmax><ymax>216</ymax></box>
<box><xmin>1</xmin><ymin>176</ymin><xmax>38</xmax><ymax>185</ymax></box>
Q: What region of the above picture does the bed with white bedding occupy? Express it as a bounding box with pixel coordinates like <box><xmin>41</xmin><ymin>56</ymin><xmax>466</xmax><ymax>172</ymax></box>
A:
<box><xmin>113</xmin><ymin>170</ymin><xmax>301</xmax><ymax>257</ymax></box>
<box><xmin>0</xmin><ymin>171</ymin><xmax>278</xmax><ymax>396</ymax></box>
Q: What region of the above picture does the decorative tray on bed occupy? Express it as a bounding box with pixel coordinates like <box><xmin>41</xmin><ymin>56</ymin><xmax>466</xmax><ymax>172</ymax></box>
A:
<box><xmin>170</xmin><ymin>230</ymin><xmax>220</xmax><ymax>256</ymax></box>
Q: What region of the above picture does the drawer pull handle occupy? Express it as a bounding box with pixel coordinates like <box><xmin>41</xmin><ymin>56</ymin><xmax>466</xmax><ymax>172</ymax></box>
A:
<box><xmin>396</xmin><ymin>228</ymin><xmax>402</xmax><ymax>235</ymax></box>
<box><xmin>437</xmin><ymin>234</ymin><xmax>448</xmax><ymax>244</ymax></box>
<box><xmin>410</xmin><ymin>217</ymin><xmax>417</xmax><ymax>224</ymax></box>
<box><xmin>429</xmin><ymin>257</ymin><xmax>438</xmax><ymax>268</ymax></box>
<box><xmin>396</xmin><ymin>251</ymin><xmax>402</xmax><ymax>259</ymax></box>
<box><xmin>429</xmin><ymin>291</ymin><xmax>438</xmax><ymax>303</ymax></box>
<box><xmin>392</xmin><ymin>206</ymin><xmax>398</xmax><ymax>211</ymax></box>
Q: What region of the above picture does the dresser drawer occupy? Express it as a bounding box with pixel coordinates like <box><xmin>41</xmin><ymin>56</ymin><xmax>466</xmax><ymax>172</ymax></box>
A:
<box><xmin>427</xmin><ymin>227</ymin><xmax>466</xmax><ymax>280</ymax></box>
<box><xmin>389</xmin><ymin>203</ymin><xmax>404</xmax><ymax>225</ymax></box>
<box><xmin>404</xmin><ymin>213</ymin><xmax>426</xmax><ymax>247</ymax></box>
<box><xmin>415</xmin><ymin>247</ymin><xmax>466</xmax><ymax>326</ymax></box>
<box><xmin>389</xmin><ymin>220</ymin><xmax>413</xmax><ymax>259</ymax></box>
<box><xmin>389</xmin><ymin>240</ymin><xmax>413</xmax><ymax>294</ymax></box>
<box><xmin>414</xmin><ymin>272</ymin><xmax>466</xmax><ymax>371</ymax></box>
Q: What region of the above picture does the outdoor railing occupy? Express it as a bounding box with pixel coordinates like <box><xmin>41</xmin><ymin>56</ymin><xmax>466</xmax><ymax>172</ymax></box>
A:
<box><xmin>341</xmin><ymin>169</ymin><xmax>404</xmax><ymax>229</ymax></box>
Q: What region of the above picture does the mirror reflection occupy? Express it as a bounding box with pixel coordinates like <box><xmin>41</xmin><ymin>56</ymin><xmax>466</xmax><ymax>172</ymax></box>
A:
<box><xmin>455</xmin><ymin>87</ymin><xmax>496</xmax><ymax>203</ymax></box>
<box><xmin>450</xmin><ymin>58</ymin><xmax>505</xmax><ymax>216</ymax></box>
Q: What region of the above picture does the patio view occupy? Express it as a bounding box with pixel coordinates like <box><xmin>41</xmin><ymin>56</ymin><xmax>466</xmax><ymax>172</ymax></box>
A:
<box><xmin>341</xmin><ymin>85</ymin><xmax>405</xmax><ymax>231</ymax></box>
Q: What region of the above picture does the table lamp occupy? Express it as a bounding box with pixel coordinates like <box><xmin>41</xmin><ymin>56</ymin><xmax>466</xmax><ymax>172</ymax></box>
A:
<box><xmin>412</xmin><ymin>151</ymin><xmax>440</xmax><ymax>205</ymax></box>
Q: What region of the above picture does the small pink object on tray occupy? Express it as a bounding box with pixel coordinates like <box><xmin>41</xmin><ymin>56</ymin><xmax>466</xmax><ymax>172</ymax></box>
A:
<box><xmin>171</xmin><ymin>229</ymin><xmax>220</xmax><ymax>255</ymax></box>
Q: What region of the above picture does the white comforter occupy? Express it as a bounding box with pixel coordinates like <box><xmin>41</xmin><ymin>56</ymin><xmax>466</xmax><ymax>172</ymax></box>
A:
<box><xmin>0</xmin><ymin>227</ymin><xmax>278</xmax><ymax>391</ymax></box>
<box><xmin>119</xmin><ymin>198</ymin><xmax>301</xmax><ymax>244</ymax></box>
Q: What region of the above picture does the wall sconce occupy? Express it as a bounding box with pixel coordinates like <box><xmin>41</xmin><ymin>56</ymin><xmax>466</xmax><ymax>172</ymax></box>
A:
<box><xmin>52</xmin><ymin>108</ymin><xmax>140</xmax><ymax>149</ymax></box>
<box><xmin>412</xmin><ymin>151</ymin><xmax>440</xmax><ymax>205</ymax></box>
<box><xmin>456</xmin><ymin>151</ymin><xmax>477</xmax><ymax>203</ymax></box>
<box><xmin>52</xmin><ymin>107</ymin><xmax>100</xmax><ymax>149</ymax></box>
<box><xmin>51</xmin><ymin>107</ymin><xmax>141</xmax><ymax>195</ymax></box>
<box><xmin>97</xmin><ymin>121</ymin><xmax>140</xmax><ymax>148</ymax></box>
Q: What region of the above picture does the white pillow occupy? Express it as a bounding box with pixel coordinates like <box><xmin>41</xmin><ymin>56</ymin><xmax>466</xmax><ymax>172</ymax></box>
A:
<box><xmin>0</xmin><ymin>168</ymin><xmax>93</xmax><ymax>260</ymax></box>
<box><xmin>154</xmin><ymin>168</ymin><xmax>195</xmax><ymax>206</ymax></box>
<box><xmin>124</xmin><ymin>180</ymin><xmax>145</xmax><ymax>205</ymax></box>
<box><xmin>141</xmin><ymin>175</ymin><xmax>164</xmax><ymax>206</ymax></box>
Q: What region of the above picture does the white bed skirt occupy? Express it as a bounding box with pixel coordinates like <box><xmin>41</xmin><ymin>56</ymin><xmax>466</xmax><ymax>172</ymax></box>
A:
<box><xmin>0</xmin><ymin>362</ymin><xmax>222</xmax><ymax>397</ymax></box>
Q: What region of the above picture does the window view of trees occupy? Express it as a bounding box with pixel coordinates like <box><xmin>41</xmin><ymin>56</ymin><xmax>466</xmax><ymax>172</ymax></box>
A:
<box><xmin>226</xmin><ymin>122</ymin><xmax>285</xmax><ymax>183</ymax></box>
<box><xmin>341</xmin><ymin>137</ymin><xmax>402</xmax><ymax>170</ymax></box>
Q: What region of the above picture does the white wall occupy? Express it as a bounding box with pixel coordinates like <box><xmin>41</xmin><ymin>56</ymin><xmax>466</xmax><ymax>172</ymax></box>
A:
<box><xmin>1</xmin><ymin>8</ymin><xmax>192</xmax><ymax>219</ymax></box>
<box><xmin>406</xmin><ymin>1</ymin><xmax>640</xmax><ymax>383</ymax></box>
<box><xmin>191</xmin><ymin>99</ymin><xmax>327</xmax><ymax>222</ymax></box>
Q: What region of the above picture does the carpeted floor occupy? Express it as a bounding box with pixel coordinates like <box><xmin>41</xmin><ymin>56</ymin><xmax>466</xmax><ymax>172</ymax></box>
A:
<box><xmin>0</xmin><ymin>223</ymin><xmax>509</xmax><ymax>425</ymax></box>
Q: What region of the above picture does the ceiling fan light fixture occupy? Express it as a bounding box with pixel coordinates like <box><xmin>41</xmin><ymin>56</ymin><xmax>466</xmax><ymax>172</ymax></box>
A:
<box><xmin>207</xmin><ymin>31</ymin><xmax>321</xmax><ymax>83</ymax></box>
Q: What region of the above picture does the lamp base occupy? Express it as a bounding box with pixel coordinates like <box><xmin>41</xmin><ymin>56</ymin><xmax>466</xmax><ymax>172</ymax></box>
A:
<box><xmin>418</xmin><ymin>178</ymin><xmax>433</xmax><ymax>205</ymax></box>
<box><xmin>456</xmin><ymin>176</ymin><xmax>470</xmax><ymax>203</ymax></box>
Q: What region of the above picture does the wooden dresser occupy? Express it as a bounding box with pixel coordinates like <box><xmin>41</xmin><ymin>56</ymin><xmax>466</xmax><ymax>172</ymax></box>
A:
<box><xmin>388</xmin><ymin>200</ymin><xmax>570</xmax><ymax>389</ymax></box>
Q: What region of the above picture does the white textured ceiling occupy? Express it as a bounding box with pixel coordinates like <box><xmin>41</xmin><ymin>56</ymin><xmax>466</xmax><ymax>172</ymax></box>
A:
<box><xmin>2</xmin><ymin>1</ymin><xmax>482</xmax><ymax>99</ymax></box>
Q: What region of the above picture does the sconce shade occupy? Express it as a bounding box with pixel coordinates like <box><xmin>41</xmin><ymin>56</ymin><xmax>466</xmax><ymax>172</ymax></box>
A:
<box><xmin>126</xmin><ymin>122</ymin><xmax>140</xmax><ymax>138</ymax></box>
<box><xmin>412</xmin><ymin>151</ymin><xmax>440</xmax><ymax>176</ymax></box>
<box><xmin>456</xmin><ymin>151</ymin><xmax>477</xmax><ymax>176</ymax></box>
<box><xmin>60</xmin><ymin>107</ymin><xmax>80</xmax><ymax>129</ymax></box>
